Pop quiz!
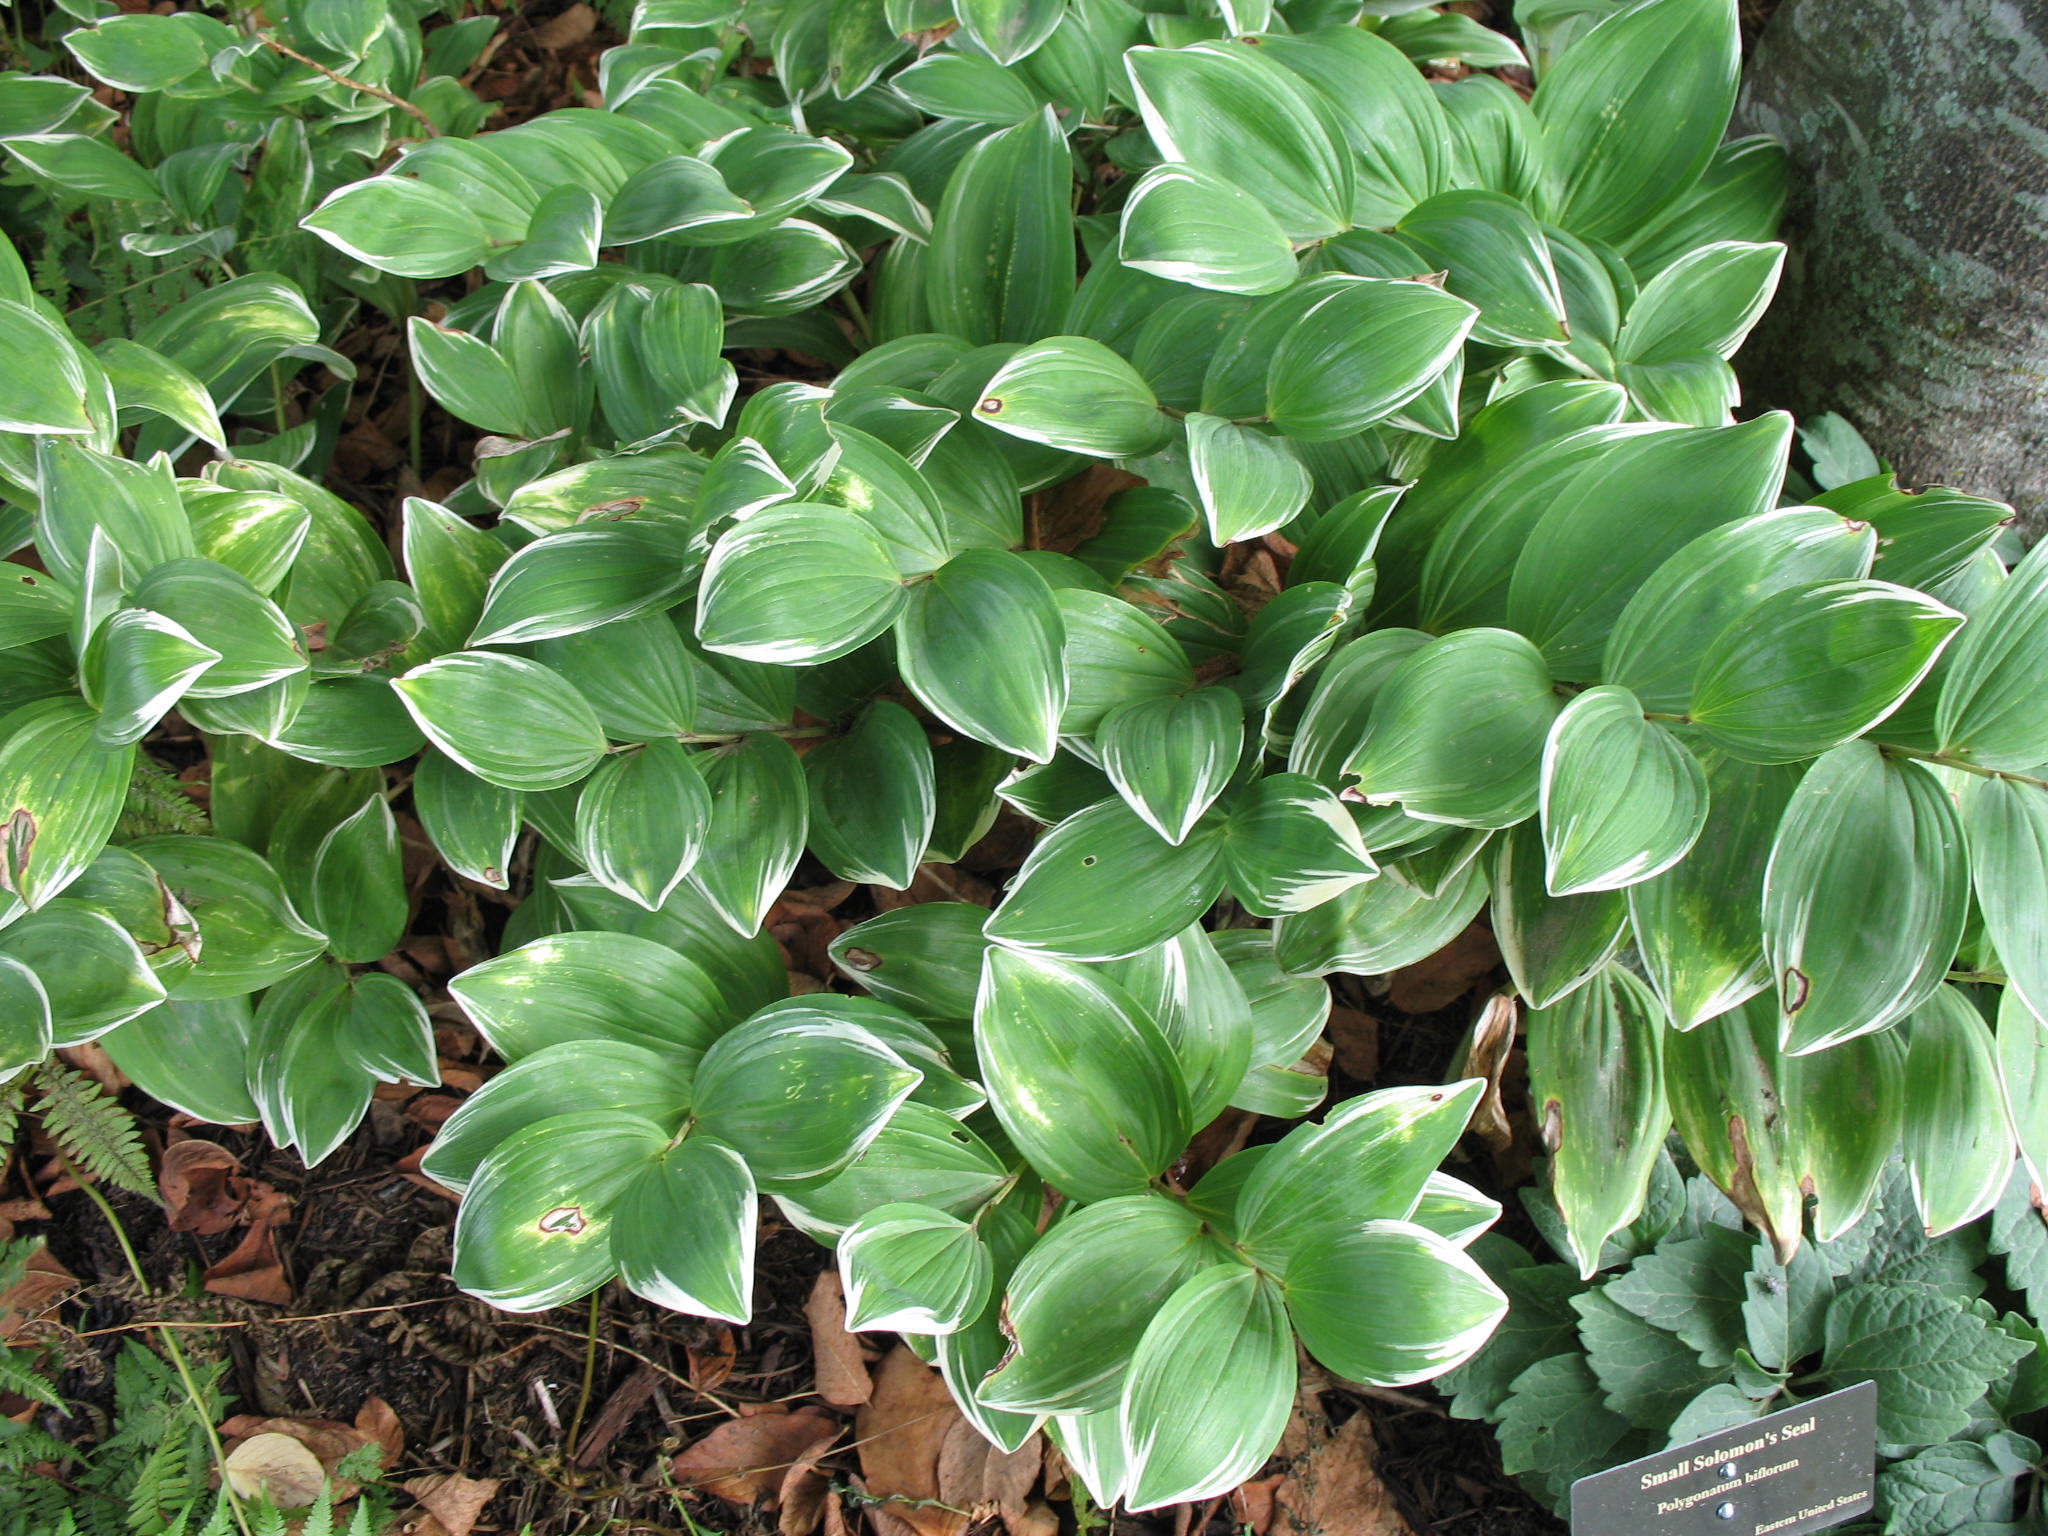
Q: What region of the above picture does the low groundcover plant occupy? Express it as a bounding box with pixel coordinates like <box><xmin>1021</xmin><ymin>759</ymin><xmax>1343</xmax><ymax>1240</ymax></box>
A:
<box><xmin>0</xmin><ymin>0</ymin><xmax>2043</xmax><ymax>1511</ymax></box>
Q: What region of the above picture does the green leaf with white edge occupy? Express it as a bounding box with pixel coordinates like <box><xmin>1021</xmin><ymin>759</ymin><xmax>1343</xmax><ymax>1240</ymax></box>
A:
<box><xmin>926</xmin><ymin>109</ymin><xmax>1075</xmax><ymax>347</ymax></box>
<box><xmin>839</xmin><ymin>1202</ymin><xmax>992</xmax><ymax>1334</ymax></box>
<box><xmin>1820</xmin><ymin>1282</ymin><xmax>2033</xmax><ymax>1447</ymax></box>
<box><xmin>691</xmin><ymin>733</ymin><xmax>808</xmax><ymax>936</ymax></box>
<box><xmin>0</xmin><ymin>900</ymin><xmax>163</xmax><ymax>1046</ymax></box>
<box><xmin>1937</xmin><ymin>536</ymin><xmax>2048</xmax><ymax>771</ymax></box>
<box><xmin>1098</xmin><ymin>686</ymin><xmax>1243</xmax><ymax>846</ymax></box>
<box><xmin>1962</xmin><ymin>777</ymin><xmax>2048</xmax><ymax>1025</ymax></box>
<box><xmin>1056</xmin><ymin>588</ymin><xmax>1196</xmax><ymax>736</ymax></box>
<box><xmin>65</xmin><ymin>13</ymin><xmax>221</xmax><ymax>92</ymax></box>
<box><xmin>1998</xmin><ymin>988</ymin><xmax>2048</xmax><ymax>1196</ymax></box>
<box><xmin>1254</xmin><ymin>27</ymin><xmax>1450</xmax><ymax>226</ymax></box>
<box><xmin>308</xmin><ymin>795</ymin><xmax>405</xmax><ymax>964</ymax></box>
<box><xmin>1117</xmin><ymin>1263</ymin><xmax>1294</xmax><ymax>1513</ymax></box>
<box><xmin>471</xmin><ymin>525</ymin><xmax>694</xmax><ymax>647</ymax></box>
<box><xmin>613</xmin><ymin>1136</ymin><xmax>757</xmax><ymax>1323</ymax></box>
<box><xmin>777</xmin><ymin>1100</ymin><xmax>1011</xmax><ymax>1240</ymax></box>
<box><xmin>0</xmin><ymin>953</ymin><xmax>48</xmax><ymax>1086</ymax></box>
<box><xmin>0</xmin><ymin>698</ymin><xmax>135</xmax><ymax>911</ymax></box>
<box><xmin>1527</xmin><ymin>965</ymin><xmax>1672</xmax><ymax>1276</ymax></box>
<box><xmin>450</xmin><ymin>930</ymin><xmax>730</xmax><ymax>1064</ymax></box>
<box><xmin>1266</xmin><ymin>279</ymin><xmax>1478</xmax><ymax>441</ymax></box>
<box><xmin>79</xmin><ymin>609</ymin><xmax>218</xmax><ymax>749</ymax></box>
<box><xmin>451</xmin><ymin>1109</ymin><xmax>668</xmax><ymax>1312</ymax></box>
<box><xmin>804</xmin><ymin>700</ymin><xmax>935</xmax><ymax>889</ymax></box>
<box><xmin>1665</xmin><ymin>995</ymin><xmax>1904</xmax><ymax>1256</ymax></box>
<box><xmin>100</xmin><ymin>997</ymin><xmax>256</xmax><ymax>1124</ymax></box>
<box><xmin>127</xmin><ymin>834</ymin><xmax>324</xmax><ymax>1001</ymax></box>
<box><xmin>1491</xmin><ymin>819</ymin><xmax>1627</xmax><ymax>1009</ymax></box>
<box><xmin>0</xmin><ymin>299</ymin><xmax>98</xmax><ymax>436</ymax></box>
<box><xmin>1412</xmin><ymin>1172</ymin><xmax>1503</xmax><ymax>1249</ymax></box>
<box><xmin>1231</xmin><ymin>1081</ymin><xmax>1485</xmax><ymax>1276</ymax></box>
<box><xmin>1222</xmin><ymin>773</ymin><xmax>1377</xmax><ymax>919</ymax></box>
<box><xmin>406</xmin><ymin>319</ymin><xmax>525</xmax><ymax>437</ymax></box>
<box><xmin>896</xmin><ymin>549</ymin><xmax>1067</xmax><ymax>763</ymax></box>
<box><xmin>1507</xmin><ymin>413</ymin><xmax>1796</xmax><ymax>682</ymax></box>
<box><xmin>395</xmin><ymin>651</ymin><xmax>607</xmax><ymax>793</ymax></box>
<box><xmin>697</xmin><ymin>503</ymin><xmax>906</xmax><ymax>664</ymax></box>
<box><xmin>1286</xmin><ymin>629</ymin><xmax>1431</xmax><ymax>789</ymax></box>
<box><xmin>1272</xmin><ymin>848</ymin><xmax>1491</xmax><ymax>979</ymax></box>
<box><xmin>1395</xmin><ymin>190</ymin><xmax>1569</xmax><ymax>346</ymax></box>
<box><xmin>984</xmin><ymin>796</ymin><xmax>1228</xmax><ymax>962</ymax></box>
<box><xmin>414</xmin><ymin>751</ymin><xmax>521</xmax><ymax>890</ymax></box>
<box><xmin>972</xmin><ymin>337</ymin><xmax>1171</xmax><ymax>458</ymax></box>
<box><xmin>1106</xmin><ymin>925</ymin><xmax>1256</xmax><ymax>1130</ymax></box>
<box><xmin>1604</xmin><ymin>505</ymin><xmax>1877</xmax><ymax>714</ymax></box>
<box><xmin>96</xmin><ymin>337</ymin><xmax>224</xmax><ymax>451</ymax></box>
<box><xmin>691</xmin><ymin>1002</ymin><xmax>921</xmax><ymax>1184</ymax></box>
<box><xmin>976</xmin><ymin>945</ymin><xmax>1190</xmax><ymax>1200</ymax></box>
<box><xmin>1126</xmin><ymin>41</ymin><xmax>1352</xmax><ymax>241</ymax></box>
<box><xmin>401</xmin><ymin>497</ymin><xmax>507</xmax><ymax>657</ymax></box>
<box><xmin>1763</xmin><ymin>743</ymin><xmax>1968</xmax><ymax>1055</ymax></box>
<box><xmin>184</xmin><ymin>488</ymin><xmax>312</xmax><ymax>596</ymax></box>
<box><xmin>131</xmin><ymin>559</ymin><xmax>305</xmax><ymax>699</ymax></box>
<box><xmin>0</xmin><ymin>564</ymin><xmax>73</xmax><ymax>653</ymax></box>
<box><xmin>486</xmin><ymin>184</ymin><xmax>603</xmax><ymax>284</ymax></box>
<box><xmin>1285</xmin><ymin>1220</ymin><xmax>1508</xmax><ymax>1386</ymax></box>
<box><xmin>953</xmin><ymin>0</ymin><xmax>1064</xmax><ymax>64</ymax></box>
<box><xmin>1347</xmin><ymin>628</ymin><xmax>1561</xmax><ymax>829</ymax></box>
<box><xmin>573</xmin><ymin>738</ymin><xmax>710</xmax><ymax>911</ymax></box>
<box><xmin>35</xmin><ymin>440</ymin><xmax>193</xmax><ymax>589</ymax></box>
<box><xmin>830</xmin><ymin>903</ymin><xmax>988</xmax><ymax>1022</ymax></box>
<box><xmin>335</xmin><ymin>970</ymin><xmax>438</xmax><ymax>1087</ymax></box>
<box><xmin>1538</xmin><ymin>686</ymin><xmax>1707</xmax><ymax>896</ymax></box>
<box><xmin>892</xmin><ymin>52</ymin><xmax>1048</xmax><ymax>124</ymax></box>
<box><xmin>420</xmin><ymin>1040</ymin><xmax>694</xmax><ymax>1196</ymax></box>
<box><xmin>1531</xmin><ymin>0</ymin><xmax>1738</xmax><ymax>246</ymax></box>
<box><xmin>247</xmin><ymin>959</ymin><xmax>374</xmax><ymax>1166</ymax></box>
<box><xmin>1629</xmin><ymin>752</ymin><xmax>1796</xmax><ymax>1029</ymax></box>
<box><xmin>1118</xmin><ymin>164</ymin><xmax>1298</xmax><ymax>298</ymax></box>
<box><xmin>1688</xmin><ymin>580</ymin><xmax>1962</xmax><ymax>765</ymax></box>
<box><xmin>1616</xmin><ymin>239</ymin><xmax>1784</xmax><ymax>366</ymax></box>
<box><xmin>1902</xmin><ymin>986</ymin><xmax>2011</xmax><ymax>1239</ymax></box>
<box><xmin>303</xmin><ymin>176</ymin><xmax>491</xmax><ymax>279</ymax></box>
<box><xmin>1185</xmin><ymin>414</ymin><xmax>1312</xmax><ymax>546</ymax></box>
<box><xmin>980</xmin><ymin>1192</ymin><xmax>1229</xmax><ymax>1414</ymax></box>
<box><xmin>1050</xmin><ymin>1413</ymin><xmax>1130</xmax><ymax>1510</ymax></box>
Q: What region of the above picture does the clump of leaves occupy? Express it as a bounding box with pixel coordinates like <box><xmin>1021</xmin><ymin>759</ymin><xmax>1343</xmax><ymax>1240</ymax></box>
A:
<box><xmin>0</xmin><ymin>0</ymin><xmax>2040</xmax><ymax>1510</ymax></box>
<box><xmin>1445</xmin><ymin>1156</ymin><xmax>2048</xmax><ymax>1536</ymax></box>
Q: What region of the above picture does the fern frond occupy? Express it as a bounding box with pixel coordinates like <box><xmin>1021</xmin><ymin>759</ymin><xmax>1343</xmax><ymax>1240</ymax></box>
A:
<box><xmin>0</xmin><ymin>1346</ymin><xmax>62</xmax><ymax>1410</ymax></box>
<box><xmin>116</xmin><ymin>758</ymin><xmax>210</xmax><ymax>841</ymax></box>
<box><xmin>124</xmin><ymin>1433</ymin><xmax>193</xmax><ymax>1531</ymax></box>
<box><xmin>0</xmin><ymin>1079</ymin><xmax>23</xmax><ymax>1166</ymax></box>
<box><xmin>342</xmin><ymin>1500</ymin><xmax>378</xmax><ymax>1536</ymax></box>
<box><xmin>33</xmin><ymin>1066</ymin><xmax>153</xmax><ymax>1199</ymax></box>
<box><xmin>301</xmin><ymin>1484</ymin><xmax>335</xmax><ymax>1536</ymax></box>
<box><xmin>252</xmin><ymin>1498</ymin><xmax>290</xmax><ymax>1536</ymax></box>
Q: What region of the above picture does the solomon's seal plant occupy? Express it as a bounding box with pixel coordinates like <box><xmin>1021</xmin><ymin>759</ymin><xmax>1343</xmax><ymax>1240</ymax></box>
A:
<box><xmin>0</xmin><ymin>0</ymin><xmax>2043</xmax><ymax>1508</ymax></box>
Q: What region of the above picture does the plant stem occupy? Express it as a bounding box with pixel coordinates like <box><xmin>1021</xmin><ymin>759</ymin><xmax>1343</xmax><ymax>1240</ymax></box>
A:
<box><xmin>55</xmin><ymin>1151</ymin><xmax>255</xmax><ymax>1536</ymax></box>
<box><xmin>1874</xmin><ymin>740</ymin><xmax>2048</xmax><ymax>791</ymax></box>
<box><xmin>256</xmin><ymin>35</ymin><xmax>440</xmax><ymax>137</ymax></box>
<box><xmin>565</xmin><ymin>1289</ymin><xmax>601</xmax><ymax>1462</ymax></box>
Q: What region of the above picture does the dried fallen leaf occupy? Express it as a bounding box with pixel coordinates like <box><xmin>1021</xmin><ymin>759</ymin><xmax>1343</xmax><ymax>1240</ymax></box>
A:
<box><xmin>688</xmin><ymin>1326</ymin><xmax>738</xmax><ymax>1393</ymax></box>
<box><xmin>0</xmin><ymin>1245</ymin><xmax>74</xmax><ymax>1341</ymax></box>
<box><xmin>674</xmin><ymin>1407</ymin><xmax>842</xmax><ymax>1506</ymax></box>
<box><xmin>224</xmin><ymin>1432</ymin><xmax>326</xmax><ymax>1509</ymax></box>
<box><xmin>529</xmin><ymin>1</ymin><xmax>596</xmax><ymax>49</ymax></box>
<box><xmin>1271</xmin><ymin>1413</ymin><xmax>1413</xmax><ymax>1536</ymax></box>
<box><xmin>356</xmin><ymin>1397</ymin><xmax>403</xmax><ymax>1464</ymax></box>
<box><xmin>1325</xmin><ymin>1006</ymin><xmax>1381</xmax><ymax>1081</ymax></box>
<box><xmin>806</xmin><ymin>1270</ymin><xmax>873</xmax><ymax>1408</ymax></box>
<box><xmin>935</xmin><ymin>1416</ymin><xmax>1041</xmax><ymax>1530</ymax></box>
<box><xmin>778</xmin><ymin>1423</ymin><xmax>847</xmax><ymax>1536</ymax></box>
<box><xmin>855</xmin><ymin>1346</ymin><xmax>967</xmax><ymax>1536</ymax></box>
<box><xmin>401</xmin><ymin>1472</ymin><xmax>501</xmax><ymax>1536</ymax></box>
<box><xmin>1455</xmin><ymin>990</ymin><xmax>1520</xmax><ymax>1151</ymax></box>
<box><xmin>1387</xmin><ymin>922</ymin><xmax>1500</xmax><ymax>1014</ymax></box>
<box><xmin>202</xmin><ymin>1206</ymin><xmax>292</xmax><ymax>1305</ymax></box>
<box><xmin>159</xmin><ymin>1140</ymin><xmax>250</xmax><ymax>1234</ymax></box>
